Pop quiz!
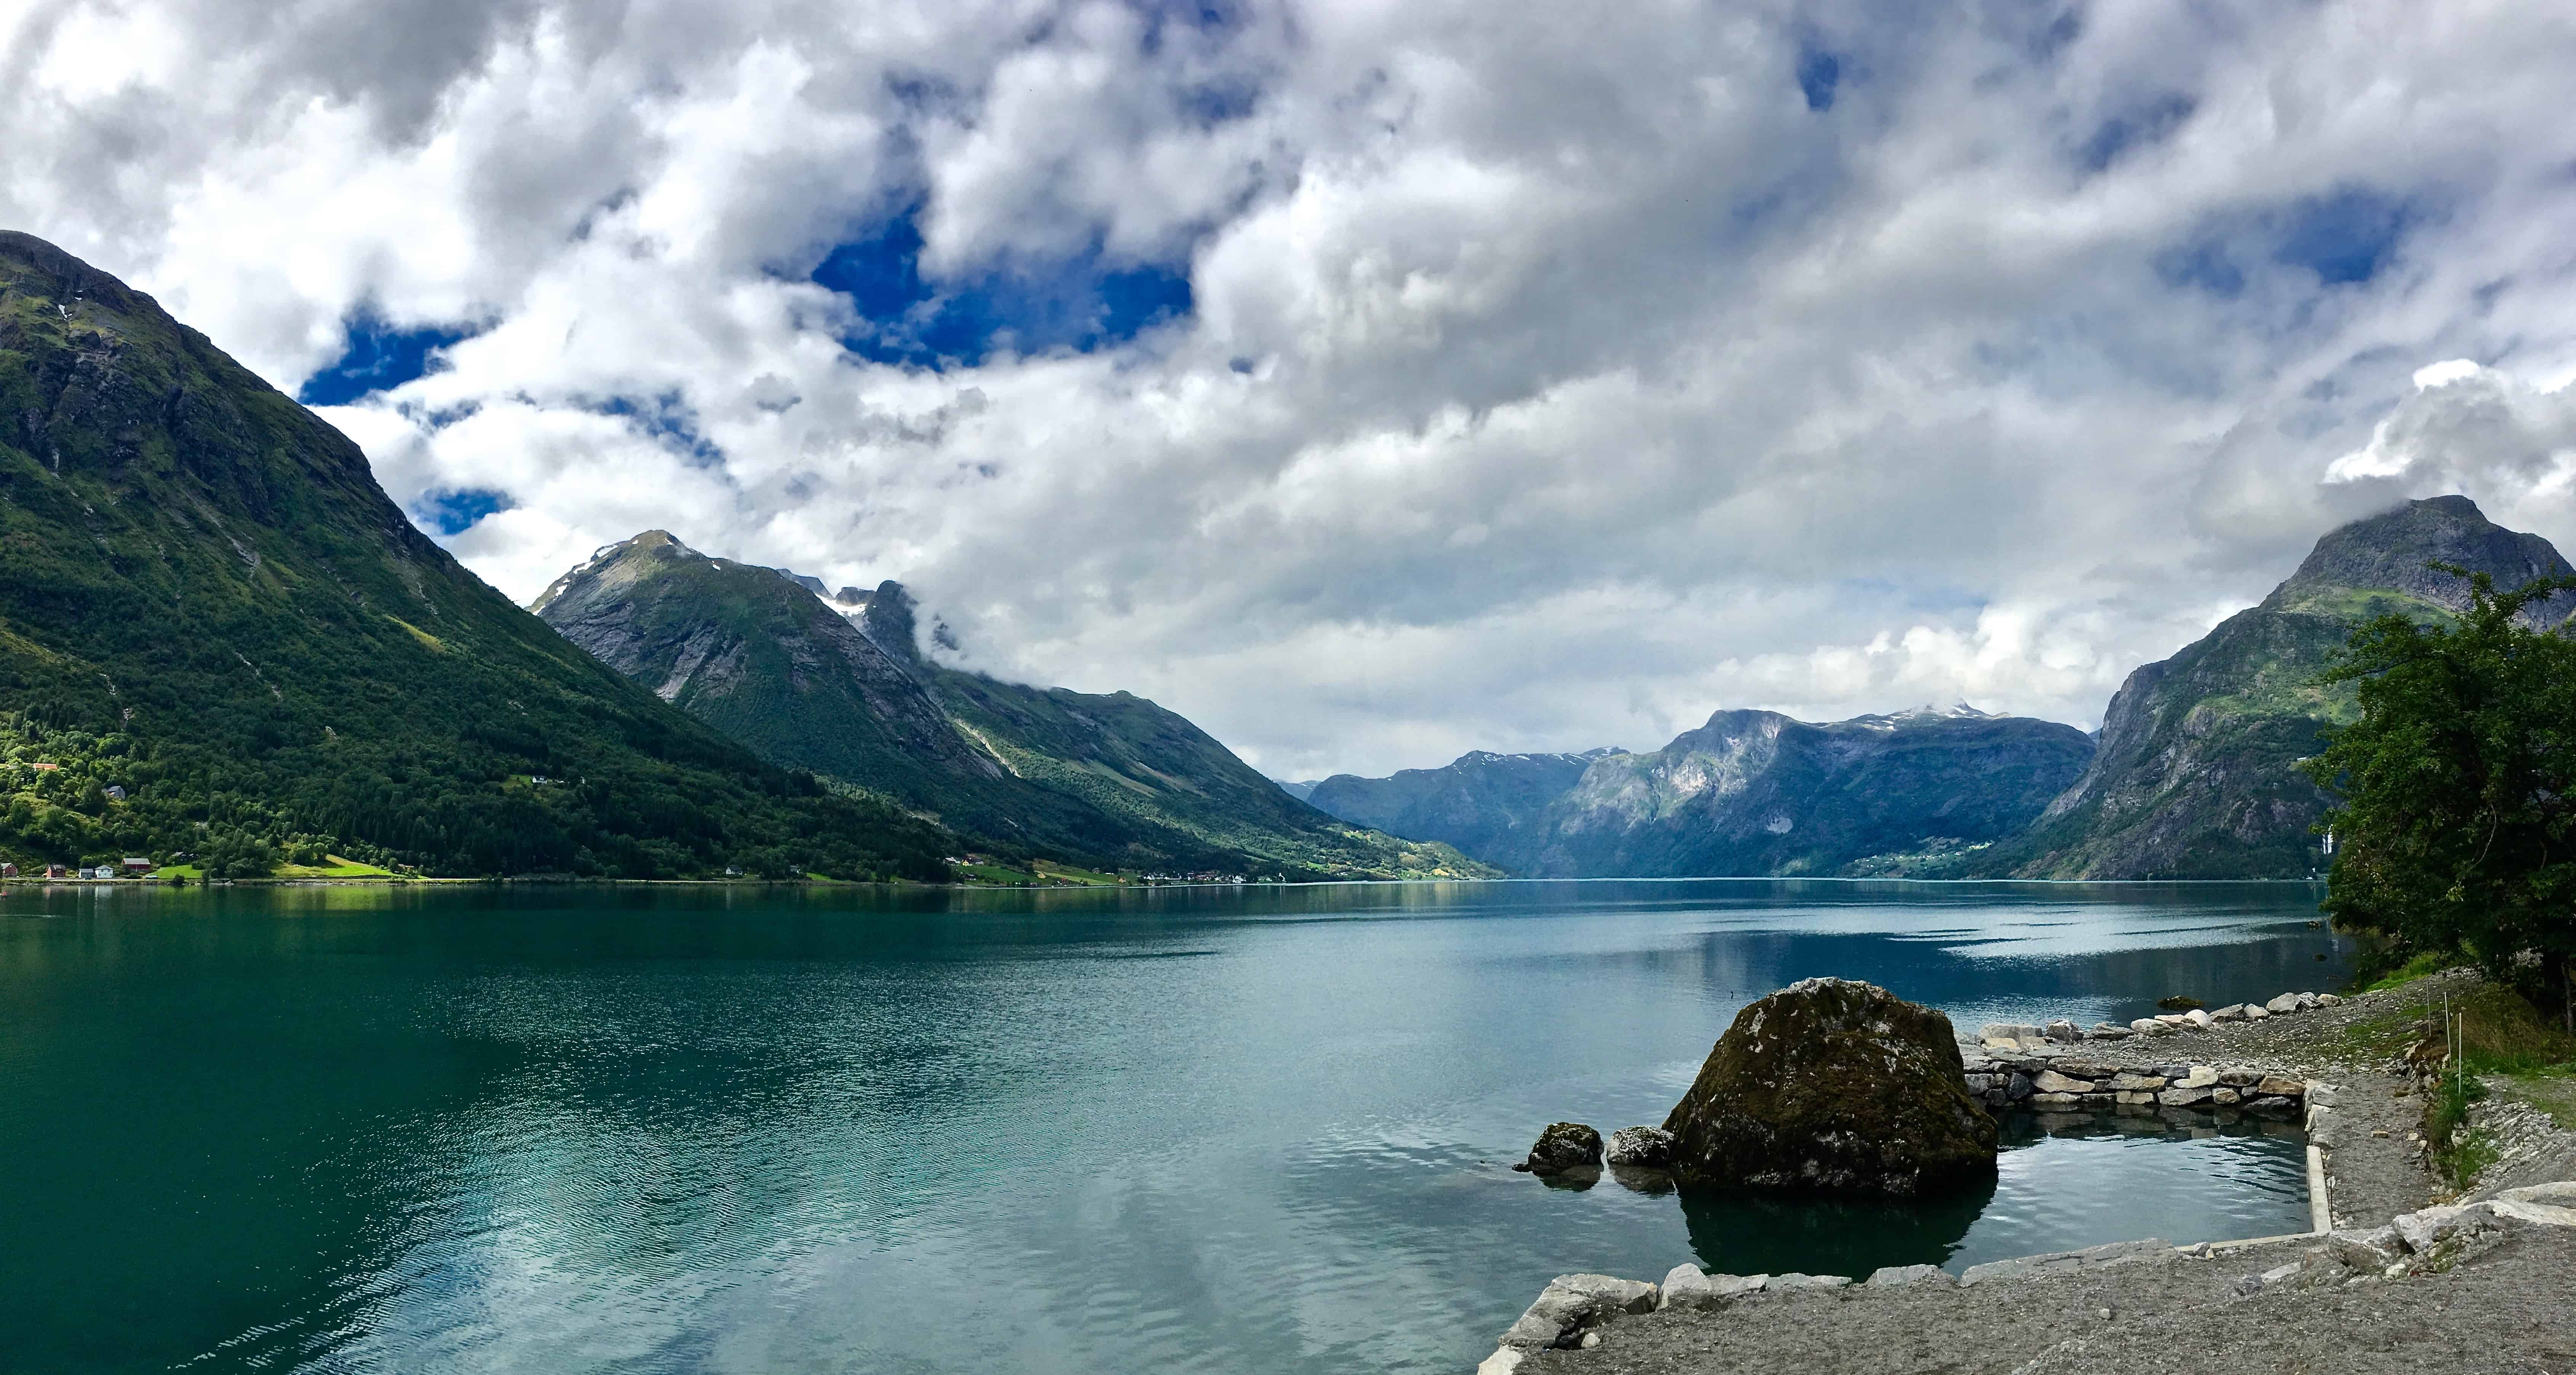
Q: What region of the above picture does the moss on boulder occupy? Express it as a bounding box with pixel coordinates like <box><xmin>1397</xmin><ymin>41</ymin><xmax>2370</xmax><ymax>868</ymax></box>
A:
<box><xmin>1662</xmin><ymin>977</ymin><xmax>1996</xmax><ymax>1197</ymax></box>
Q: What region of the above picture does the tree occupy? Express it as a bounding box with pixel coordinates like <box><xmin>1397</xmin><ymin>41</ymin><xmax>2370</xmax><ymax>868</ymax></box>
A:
<box><xmin>2302</xmin><ymin>568</ymin><xmax>2576</xmax><ymax>1022</ymax></box>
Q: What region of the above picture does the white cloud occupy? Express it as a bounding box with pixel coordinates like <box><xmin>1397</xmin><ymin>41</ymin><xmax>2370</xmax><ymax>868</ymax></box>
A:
<box><xmin>10</xmin><ymin>0</ymin><xmax>2576</xmax><ymax>777</ymax></box>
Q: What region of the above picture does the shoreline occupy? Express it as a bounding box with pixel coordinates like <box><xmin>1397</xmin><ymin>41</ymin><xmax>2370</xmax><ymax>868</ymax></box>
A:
<box><xmin>1483</xmin><ymin>971</ymin><xmax>2576</xmax><ymax>1374</ymax></box>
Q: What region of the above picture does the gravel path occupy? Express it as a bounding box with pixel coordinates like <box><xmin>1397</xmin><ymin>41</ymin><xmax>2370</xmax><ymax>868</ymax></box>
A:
<box><xmin>1521</xmin><ymin>1227</ymin><xmax>2576</xmax><ymax>1375</ymax></box>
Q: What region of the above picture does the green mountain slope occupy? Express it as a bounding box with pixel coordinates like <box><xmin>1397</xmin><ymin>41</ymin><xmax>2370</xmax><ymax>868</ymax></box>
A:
<box><xmin>1503</xmin><ymin>707</ymin><xmax>2094</xmax><ymax>877</ymax></box>
<box><xmin>0</xmin><ymin>230</ymin><xmax>953</xmax><ymax>878</ymax></box>
<box><xmin>1306</xmin><ymin>749</ymin><xmax>1619</xmax><ymax>864</ymax></box>
<box><xmin>534</xmin><ymin>545</ymin><xmax>1489</xmax><ymax>879</ymax></box>
<box><xmin>1980</xmin><ymin>495</ymin><xmax>2575</xmax><ymax>879</ymax></box>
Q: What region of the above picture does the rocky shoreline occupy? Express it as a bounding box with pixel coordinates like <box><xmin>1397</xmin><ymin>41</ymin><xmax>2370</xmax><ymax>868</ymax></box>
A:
<box><xmin>1477</xmin><ymin>975</ymin><xmax>2576</xmax><ymax>1374</ymax></box>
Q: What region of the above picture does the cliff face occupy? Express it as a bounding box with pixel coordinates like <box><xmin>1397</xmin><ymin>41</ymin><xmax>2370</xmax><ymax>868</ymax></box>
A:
<box><xmin>1985</xmin><ymin>496</ymin><xmax>2576</xmax><ymax>879</ymax></box>
<box><xmin>1306</xmin><ymin>749</ymin><xmax>1617</xmax><ymax>863</ymax></box>
<box><xmin>1509</xmin><ymin>707</ymin><xmax>2095</xmax><ymax>877</ymax></box>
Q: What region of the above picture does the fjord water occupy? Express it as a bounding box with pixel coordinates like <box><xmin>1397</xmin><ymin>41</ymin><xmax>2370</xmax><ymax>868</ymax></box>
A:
<box><xmin>1</xmin><ymin>881</ymin><xmax>2342</xmax><ymax>1374</ymax></box>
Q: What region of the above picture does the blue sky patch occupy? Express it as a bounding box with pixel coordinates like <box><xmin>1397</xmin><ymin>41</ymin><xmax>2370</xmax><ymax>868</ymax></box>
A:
<box><xmin>298</xmin><ymin>313</ymin><xmax>478</xmax><ymax>407</ymax></box>
<box><xmin>2078</xmin><ymin>93</ymin><xmax>2195</xmax><ymax>172</ymax></box>
<box><xmin>588</xmin><ymin>392</ymin><xmax>726</xmax><ymax>467</ymax></box>
<box><xmin>812</xmin><ymin>207</ymin><xmax>1194</xmax><ymax>368</ymax></box>
<box><xmin>1796</xmin><ymin>47</ymin><xmax>1841</xmax><ymax>112</ymax></box>
<box><xmin>2274</xmin><ymin>188</ymin><xmax>2413</xmax><ymax>285</ymax></box>
<box><xmin>415</xmin><ymin>486</ymin><xmax>513</xmax><ymax>536</ymax></box>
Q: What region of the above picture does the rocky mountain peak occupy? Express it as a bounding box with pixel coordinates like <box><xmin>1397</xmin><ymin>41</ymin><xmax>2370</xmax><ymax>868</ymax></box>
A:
<box><xmin>857</xmin><ymin>580</ymin><xmax>920</xmax><ymax>663</ymax></box>
<box><xmin>2264</xmin><ymin>494</ymin><xmax>2575</xmax><ymax>624</ymax></box>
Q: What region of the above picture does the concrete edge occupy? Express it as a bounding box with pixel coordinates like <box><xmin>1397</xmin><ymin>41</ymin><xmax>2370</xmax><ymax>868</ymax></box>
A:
<box><xmin>2307</xmin><ymin>1142</ymin><xmax>2332</xmax><ymax>1234</ymax></box>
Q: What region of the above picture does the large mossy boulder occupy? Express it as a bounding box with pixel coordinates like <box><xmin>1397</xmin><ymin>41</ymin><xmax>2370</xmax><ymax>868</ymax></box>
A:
<box><xmin>1662</xmin><ymin>977</ymin><xmax>1996</xmax><ymax>1197</ymax></box>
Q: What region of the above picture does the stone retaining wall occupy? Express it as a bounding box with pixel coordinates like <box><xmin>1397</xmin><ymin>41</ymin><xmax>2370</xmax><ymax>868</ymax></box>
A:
<box><xmin>1961</xmin><ymin>989</ymin><xmax>2341</xmax><ymax>1119</ymax></box>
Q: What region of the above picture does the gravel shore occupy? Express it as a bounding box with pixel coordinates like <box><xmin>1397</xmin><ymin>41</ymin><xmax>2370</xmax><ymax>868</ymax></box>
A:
<box><xmin>1521</xmin><ymin>1227</ymin><xmax>2576</xmax><ymax>1375</ymax></box>
<box><xmin>1499</xmin><ymin>972</ymin><xmax>2576</xmax><ymax>1375</ymax></box>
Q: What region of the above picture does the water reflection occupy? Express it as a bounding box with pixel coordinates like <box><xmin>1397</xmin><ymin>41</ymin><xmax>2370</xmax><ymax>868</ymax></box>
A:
<box><xmin>0</xmin><ymin>879</ymin><xmax>2338</xmax><ymax>1375</ymax></box>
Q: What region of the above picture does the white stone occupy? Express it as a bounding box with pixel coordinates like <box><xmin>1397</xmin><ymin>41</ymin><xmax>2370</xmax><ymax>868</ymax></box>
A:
<box><xmin>2304</xmin><ymin>1083</ymin><xmax>2338</xmax><ymax>1109</ymax></box>
<box><xmin>2244</xmin><ymin>1005</ymin><xmax>2270</xmax><ymax>1021</ymax></box>
<box><xmin>1477</xmin><ymin>1348</ymin><xmax>1525</xmax><ymax>1375</ymax></box>
<box><xmin>2500</xmin><ymin>1181</ymin><xmax>2576</xmax><ymax>1207</ymax></box>
<box><xmin>2389</xmin><ymin>1205</ymin><xmax>2501</xmax><ymax>1254</ymax></box>
<box><xmin>2178</xmin><ymin>1065</ymin><xmax>2220</xmax><ymax>1089</ymax></box>
<box><xmin>2184</xmin><ymin>1009</ymin><xmax>2214</xmax><ymax>1027</ymax></box>
<box><xmin>2318</xmin><ymin>993</ymin><xmax>2344</xmax><ymax>1006</ymax></box>
<box><xmin>2033</xmin><ymin>1070</ymin><xmax>2094</xmax><ymax>1094</ymax></box>
<box><xmin>1766</xmin><ymin>1273</ymin><xmax>1850</xmax><ymax>1290</ymax></box>
<box><xmin>2488</xmin><ymin>1198</ymin><xmax>2576</xmax><ymax>1229</ymax></box>
<box><xmin>2266</xmin><ymin>993</ymin><xmax>2301</xmax><ymax>1014</ymax></box>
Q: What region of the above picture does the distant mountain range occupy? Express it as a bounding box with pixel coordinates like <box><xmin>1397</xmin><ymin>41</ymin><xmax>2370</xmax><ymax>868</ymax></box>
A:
<box><xmin>1304</xmin><ymin>496</ymin><xmax>2576</xmax><ymax>880</ymax></box>
<box><xmin>7</xmin><ymin>230</ymin><xmax>2563</xmax><ymax>887</ymax></box>
<box><xmin>1304</xmin><ymin>709</ymin><xmax>2093</xmax><ymax>877</ymax></box>
<box><xmin>533</xmin><ymin>532</ymin><xmax>1488</xmax><ymax>880</ymax></box>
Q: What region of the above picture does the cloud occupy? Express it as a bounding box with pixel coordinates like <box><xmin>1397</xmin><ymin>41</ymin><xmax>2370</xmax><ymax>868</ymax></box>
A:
<box><xmin>10</xmin><ymin>0</ymin><xmax>2576</xmax><ymax>777</ymax></box>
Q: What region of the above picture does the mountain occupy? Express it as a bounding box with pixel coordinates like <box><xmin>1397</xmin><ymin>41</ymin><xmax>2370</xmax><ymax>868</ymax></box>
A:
<box><xmin>1982</xmin><ymin>495</ymin><xmax>2576</xmax><ymax>879</ymax></box>
<box><xmin>535</xmin><ymin>539</ymin><xmax>1490</xmax><ymax>879</ymax></box>
<box><xmin>0</xmin><ymin>231</ymin><xmax>955</xmax><ymax>878</ymax></box>
<box><xmin>1272</xmin><ymin>779</ymin><xmax>1324</xmax><ymax>802</ymax></box>
<box><xmin>1306</xmin><ymin>748</ymin><xmax>1620</xmax><ymax>862</ymax></box>
<box><xmin>1507</xmin><ymin>706</ymin><xmax>2094</xmax><ymax>877</ymax></box>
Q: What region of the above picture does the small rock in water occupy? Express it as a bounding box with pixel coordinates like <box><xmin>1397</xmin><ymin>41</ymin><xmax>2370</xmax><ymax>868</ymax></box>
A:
<box><xmin>1517</xmin><ymin>1122</ymin><xmax>1604</xmax><ymax>1175</ymax></box>
<box><xmin>1604</xmin><ymin>1126</ymin><xmax>1676</xmax><ymax>1168</ymax></box>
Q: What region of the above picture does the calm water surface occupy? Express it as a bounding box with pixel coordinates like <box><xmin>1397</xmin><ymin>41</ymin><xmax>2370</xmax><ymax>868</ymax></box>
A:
<box><xmin>0</xmin><ymin>880</ymin><xmax>2348</xmax><ymax>1374</ymax></box>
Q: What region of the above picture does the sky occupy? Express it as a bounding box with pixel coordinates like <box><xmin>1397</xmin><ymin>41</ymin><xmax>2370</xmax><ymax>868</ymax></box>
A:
<box><xmin>7</xmin><ymin>0</ymin><xmax>2576</xmax><ymax>780</ymax></box>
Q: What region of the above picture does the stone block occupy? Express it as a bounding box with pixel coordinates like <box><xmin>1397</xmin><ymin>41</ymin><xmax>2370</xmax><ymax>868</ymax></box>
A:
<box><xmin>2108</xmin><ymin>1073</ymin><xmax>2167</xmax><ymax>1092</ymax></box>
<box><xmin>2217</xmin><ymin>1069</ymin><xmax>2262</xmax><ymax>1088</ymax></box>
<box><xmin>2045</xmin><ymin>1019</ymin><xmax>2081</xmax><ymax>1043</ymax></box>
<box><xmin>2256</xmin><ymin>1075</ymin><xmax>2306</xmax><ymax>1098</ymax></box>
<box><xmin>2032</xmin><ymin>1070</ymin><xmax>2094</xmax><ymax>1094</ymax></box>
<box><xmin>2327</xmin><ymin>1226</ymin><xmax>2405</xmax><ymax>1272</ymax></box>
<box><xmin>1499</xmin><ymin>1274</ymin><xmax>1659</xmax><ymax>1351</ymax></box>
<box><xmin>2243</xmin><ymin>1004</ymin><xmax>2270</xmax><ymax>1021</ymax></box>
<box><xmin>2211</xmin><ymin>1087</ymin><xmax>2240</xmax><ymax>1105</ymax></box>
<box><xmin>2174</xmin><ymin>1065</ymin><xmax>2219</xmax><ymax>1089</ymax></box>
<box><xmin>1766</xmin><ymin>1273</ymin><xmax>1850</xmax><ymax>1291</ymax></box>
<box><xmin>2303</xmin><ymin>1082</ymin><xmax>2337</xmax><ymax>1108</ymax></box>
<box><xmin>2158</xmin><ymin>1085</ymin><xmax>2214</xmax><ymax>1107</ymax></box>
<box><xmin>2245</xmin><ymin>1095</ymin><xmax>2296</xmax><ymax>1116</ymax></box>
<box><xmin>2209</xmin><ymin>1004</ymin><xmax>2248</xmax><ymax>1022</ymax></box>
<box><xmin>2115</xmin><ymin>1090</ymin><xmax>2157</xmax><ymax>1106</ymax></box>
<box><xmin>2184</xmin><ymin>1008</ymin><xmax>2213</xmax><ymax>1027</ymax></box>
<box><xmin>1659</xmin><ymin>1264</ymin><xmax>1754</xmax><ymax>1310</ymax></box>
<box><xmin>2317</xmin><ymin>993</ymin><xmax>2343</xmax><ymax>1006</ymax></box>
<box><xmin>2265</xmin><ymin>993</ymin><xmax>2301</xmax><ymax>1014</ymax></box>
<box><xmin>2089</xmin><ymin>1023</ymin><xmax>2134</xmax><ymax>1040</ymax></box>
